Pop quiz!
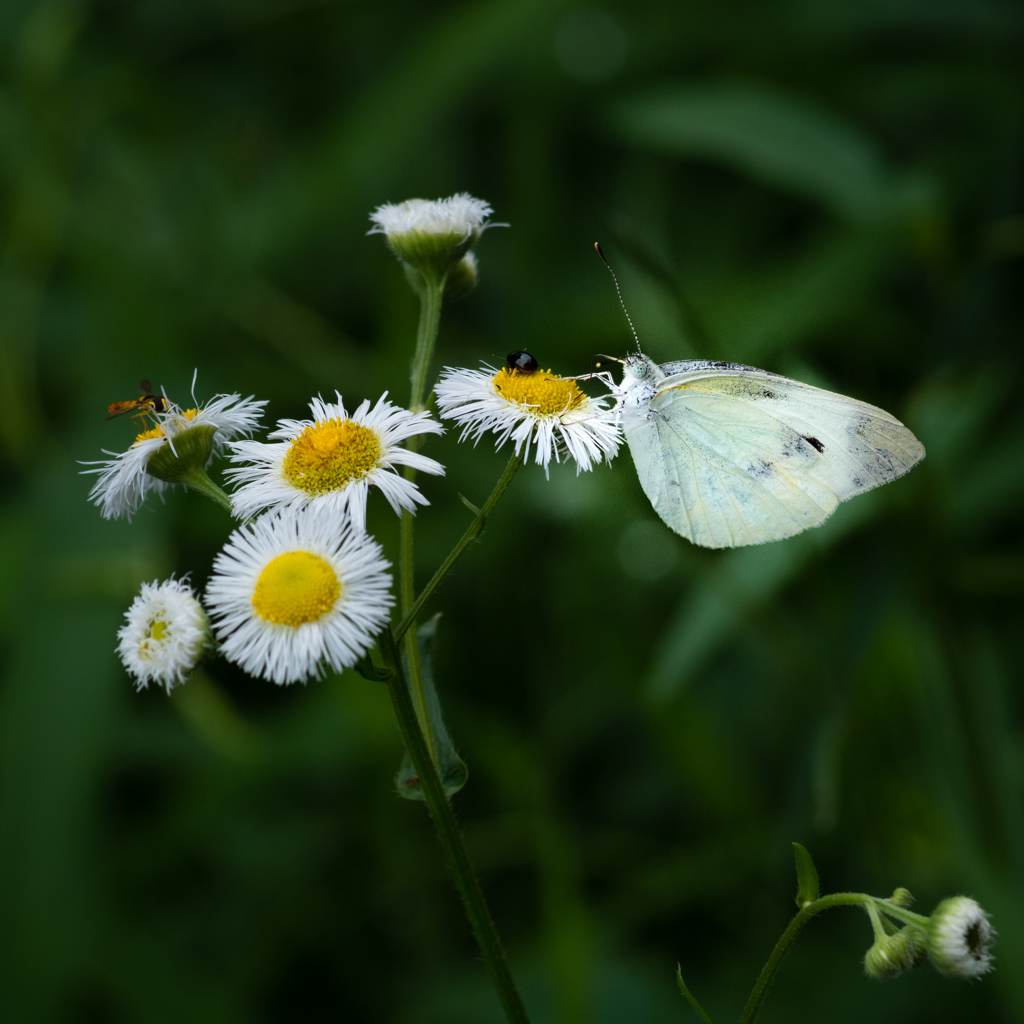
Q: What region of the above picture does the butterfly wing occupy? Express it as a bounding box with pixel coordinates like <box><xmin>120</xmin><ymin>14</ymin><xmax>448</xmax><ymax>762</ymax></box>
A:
<box><xmin>622</xmin><ymin>363</ymin><xmax>924</xmax><ymax>548</ymax></box>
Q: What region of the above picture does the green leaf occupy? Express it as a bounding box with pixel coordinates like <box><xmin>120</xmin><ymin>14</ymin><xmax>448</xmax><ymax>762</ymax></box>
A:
<box><xmin>607</xmin><ymin>82</ymin><xmax>927</xmax><ymax>222</ymax></box>
<box><xmin>396</xmin><ymin>615</ymin><xmax>469</xmax><ymax>801</ymax></box>
<box><xmin>676</xmin><ymin>966</ymin><xmax>716</xmax><ymax>1024</ymax></box>
<box><xmin>793</xmin><ymin>842</ymin><xmax>820</xmax><ymax>909</ymax></box>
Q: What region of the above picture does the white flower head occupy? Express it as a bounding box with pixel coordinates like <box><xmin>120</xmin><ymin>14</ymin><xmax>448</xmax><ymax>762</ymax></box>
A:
<box><xmin>205</xmin><ymin>504</ymin><xmax>393</xmax><ymax>685</ymax></box>
<box><xmin>434</xmin><ymin>359</ymin><xmax>622</xmax><ymax>477</ymax></box>
<box><xmin>118</xmin><ymin>578</ymin><xmax>211</xmax><ymax>692</ymax></box>
<box><xmin>226</xmin><ymin>392</ymin><xmax>444</xmax><ymax>533</ymax></box>
<box><xmin>82</xmin><ymin>375</ymin><xmax>267</xmax><ymax>520</ymax></box>
<box><xmin>368</xmin><ymin>193</ymin><xmax>496</xmax><ymax>277</ymax></box>
<box><xmin>927</xmin><ymin>897</ymin><xmax>995</xmax><ymax>979</ymax></box>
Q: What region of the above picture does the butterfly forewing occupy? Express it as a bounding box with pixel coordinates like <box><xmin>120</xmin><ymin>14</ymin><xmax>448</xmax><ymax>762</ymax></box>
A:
<box><xmin>623</xmin><ymin>362</ymin><xmax>925</xmax><ymax>549</ymax></box>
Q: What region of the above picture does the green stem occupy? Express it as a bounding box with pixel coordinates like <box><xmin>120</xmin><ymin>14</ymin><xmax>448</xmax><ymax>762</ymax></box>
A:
<box><xmin>409</xmin><ymin>272</ymin><xmax>445</xmax><ymax>413</ymax></box>
<box><xmin>872</xmin><ymin>901</ymin><xmax>930</xmax><ymax>928</ymax></box>
<box><xmin>378</xmin><ymin>628</ymin><xmax>532</xmax><ymax>1024</ymax></box>
<box><xmin>401</xmin><ymin>508</ymin><xmax>436</xmax><ymax>764</ymax></box>
<box><xmin>739</xmin><ymin>893</ymin><xmax>872</xmax><ymax>1024</ymax></box>
<box><xmin>181</xmin><ymin>468</ymin><xmax>233</xmax><ymax>513</ymax></box>
<box><xmin>400</xmin><ymin>271</ymin><xmax>447</xmax><ymax>764</ymax></box>
<box><xmin>395</xmin><ymin>452</ymin><xmax>521</xmax><ymax>643</ymax></box>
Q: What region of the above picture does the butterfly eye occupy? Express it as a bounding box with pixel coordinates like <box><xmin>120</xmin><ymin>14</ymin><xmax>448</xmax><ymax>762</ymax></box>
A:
<box><xmin>633</xmin><ymin>361</ymin><xmax>648</xmax><ymax>379</ymax></box>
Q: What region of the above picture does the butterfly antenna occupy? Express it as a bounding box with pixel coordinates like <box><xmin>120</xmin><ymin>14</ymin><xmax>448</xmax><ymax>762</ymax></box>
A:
<box><xmin>594</xmin><ymin>242</ymin><xmax>641</xmax><ymax>353</ymax></box>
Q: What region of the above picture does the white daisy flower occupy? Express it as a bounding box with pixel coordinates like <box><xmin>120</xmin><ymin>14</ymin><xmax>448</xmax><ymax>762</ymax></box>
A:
<box><xmin>226</xmin><ymin>392</ymin><xmax>444</xmax><ymax>533</ymax></box>
<box><xmin>205</xmin><ymin>505</ymin><xmax>393</xmax><ymax>685</ymax></box>
<box><xmin>434</xmin><ymin>359</ymin><xmax>622</xmax><ymax>476</ymax></box>
<box><xmin>927</xmin><ymin>897</ymin><xmax>995</xmax><ymax>978</ymax></box>
<box><xmin>117</xmin><ymin>578</ymin><xmax>211</xmax><ymax>691</ymax></box>
<box><xmin>82</xmin><ymin>383</ymin><xmax>266</xmax><ymax>520</ymax></box>
<box><xmin>368</xmin><ymin>193</ymin><xmax>496</xmax><ymax>276</ymax></box>
<box><xmin>369</xmin><ymin>193</ymin><xmax>493</xmax><ymax>243</ymax></box>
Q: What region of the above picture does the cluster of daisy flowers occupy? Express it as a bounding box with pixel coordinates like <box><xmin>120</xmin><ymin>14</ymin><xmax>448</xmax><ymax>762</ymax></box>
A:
<box><xmin>87</xmin><ymin>194</ymin><xmax>622</xmax><ymax>695</ymax></box>
<box><xmin>100</xmin><ymin>360</ymin><xmax>621</xmax><ymax>689</ymax></box>
<box><xmin>98</xmin><ymin>385</ymin><xmax>442</xmax><ymax>689</ymax></box>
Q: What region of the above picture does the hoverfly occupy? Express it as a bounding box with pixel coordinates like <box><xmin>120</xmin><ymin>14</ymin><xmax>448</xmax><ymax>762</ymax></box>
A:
<box><xmin>106</xmin><ymin>380</ymin><xmax>169</xmax><ymax>423</ymax></box>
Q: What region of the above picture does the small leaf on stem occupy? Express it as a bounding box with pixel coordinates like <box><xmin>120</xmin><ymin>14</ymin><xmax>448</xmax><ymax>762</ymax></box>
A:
<box><xmin>792</xmin><ymin>842</ymin><xmax>819</xmax><ymax>908</ymax></box>
<box><xmin>676</xmin><ymin>966</ymin><xmax>716</xmax><ymax>1024</ymax></box>
<box><xmin>396</xmin><ymin>615</ymin><xmax>469</xmax><ymax>800</ymax></box>
<box><xmin>458</xmin><ymin>492</ymin><xmax>483</xmax><ymax>516</ymax></box>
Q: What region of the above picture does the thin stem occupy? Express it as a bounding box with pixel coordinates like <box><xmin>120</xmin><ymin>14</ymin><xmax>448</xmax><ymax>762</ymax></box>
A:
<box><xmin>395</xmin><ymin>452</ymin><xmax>521</xmax><ymax>643</ymax></box>
<box><xmin>378</xmin><ymin>628</ymin><xmax>532</xmax><ymax>1024</ymax></box>
<box><xmin>182</xmin><ymin>468</ymin><xmax>233</xmax><ymax>513</ymax></box>
<box><xmin>739</xmin><ymin>893</ymin><xmax>871</xmax><ymax>1024</ymax></box>
<box><xmin>873</xmin><ymin>901</ymin><xmax>930</xmax><ymax>928</ymax></box>
<box><xmin>400</xmin><ymin>271</ymin><xmax>446</xmax><ymax>764</ymax></box>
<box><xmin>401</xmin><ymin>508</ymin><xmax>436</xmax><ymax>764</ymax></box>
<box><xmin>409</xmin><ymin>272</ymin><xmax>445</xmax><ymax>412</ymax></box>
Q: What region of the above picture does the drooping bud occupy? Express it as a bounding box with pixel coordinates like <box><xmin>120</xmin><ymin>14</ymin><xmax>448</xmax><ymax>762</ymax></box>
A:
<box><xmin>927</xmin><ymin>897</ymin><xmax>995</xmax><ymax>978</ymax></box>
<box><xmin>864</xmin><ymin>925</ymin><xmax>928</xmax><ymax>980</ymax></box>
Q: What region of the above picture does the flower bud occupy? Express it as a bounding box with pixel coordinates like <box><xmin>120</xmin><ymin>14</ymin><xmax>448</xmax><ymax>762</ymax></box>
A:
<box><xmin>369</xmin><ymin>193</ymin><xmax>493</xmax><ymax>279</ymax></box>
<box><xmin>444</xmin><ymin>251</ymin><xmax>479</xmax><ymax>301</ymax></box>
<box><xmin>927</xmin><ymin>897</ymin><xmax>995</xmax><ymax>978</ymax></box>
<box><xmin>864</xmin><ymin>925</ymin><xmax>928</xmax><ymax>980</ymax></box>
<box><xmin>889</xmin><ymin>888</ymin><xmax>914</xmax><ymax>907</ymax></box>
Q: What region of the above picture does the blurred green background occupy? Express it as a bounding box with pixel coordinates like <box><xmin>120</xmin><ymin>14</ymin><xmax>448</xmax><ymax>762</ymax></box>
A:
<box><xmin>1</xmin><ymin>0</ymin><xmax>1022</xmax><ymax>1021</ymax></box>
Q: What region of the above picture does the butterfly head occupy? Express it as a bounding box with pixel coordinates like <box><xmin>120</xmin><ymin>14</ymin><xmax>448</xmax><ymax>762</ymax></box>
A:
<box><xmin>620</xmin><ymin>354</ymin><xmax>662</xmax><ymax>391</ymax></box>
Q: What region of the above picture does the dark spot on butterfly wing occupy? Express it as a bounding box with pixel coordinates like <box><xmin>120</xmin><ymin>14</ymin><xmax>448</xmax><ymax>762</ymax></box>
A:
<box><xmin>746</xmin><ymin>459</ymin><xmax>775</xmax><ymax>479</ymax></box>
<box><xmin>803</xmin><ymin>435</ymin><xmax>825</xmax><ymax>453</ymax></box>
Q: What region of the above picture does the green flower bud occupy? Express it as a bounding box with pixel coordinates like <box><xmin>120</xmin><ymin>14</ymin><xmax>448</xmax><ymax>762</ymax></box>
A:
<box><xmin>864</xmin><ymin>925</ymin><xmax>928</xmax><ymax>980</ymax></box>
<box><xmin>444</xmin><ymin>252</ymin><xmax>479</xmax><ymax>301</ymax></box>
<box><xmin>889</xmin><ymin>888</ymin><xmax>914</xmax><ymax>907</ymax></box>
<box><xmin>927</xmin><ymin>897</ymin><xmax>995</xmax><ymax>978</ymax></box>
<box><xmin>369</xmin><ymin>193</ymin><xmax>494</xmax><ymax>280</ymax></box>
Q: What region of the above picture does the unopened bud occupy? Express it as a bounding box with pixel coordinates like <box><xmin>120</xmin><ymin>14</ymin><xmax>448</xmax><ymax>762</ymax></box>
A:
<box><xmin>864</xmin><ymin>925</ymin><xmax>928</xmax><ymax>980</ymax></box>
<box><xmin>444</xmin><ymin>251</ymin><xmax>478</xmax><ymax>301</ymax></box>
<box><xmin>889</xmin><ymin>888</ymin><xmax>914</xmax><ymax>907</ymax></box>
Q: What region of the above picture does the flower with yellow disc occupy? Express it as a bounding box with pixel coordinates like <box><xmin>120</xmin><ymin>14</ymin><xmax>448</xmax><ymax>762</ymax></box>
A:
<box><xmin>434</xmin><ymin>359</ymin><xmax>621</xmax><ymax>475</ymax></box>
<box><xmin>205</xmin><ymin>504</ymin><xmax>393</xmax><ymax>685</ymax></box>
<box><xmin>117</xmin><ymin>578</ymin><xmax>212</xmax><ymax>691</ymax></box>
<box><xmin>82</xmin><ymin>383</ymin><xmax>267</xmax><ymax>520</ymax></box>
<box><xmin>226</xmin><ymin>393</ymin><xmax>444</xmax><ymax>533</ymax></box>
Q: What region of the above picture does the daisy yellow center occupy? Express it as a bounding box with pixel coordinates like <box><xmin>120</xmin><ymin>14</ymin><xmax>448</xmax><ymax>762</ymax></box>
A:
<box><xmin>135</xmin><ymin>425</ymin><xmax>166</xmax><ymax>444</ymax></box>
<box><xmin>491</xmin><ymin>367</ymin><xmax>585</xmax><ymax>416</ymax></box>
<box><xmin>252</xmin><ymin>551</ymin><xmax>341</xmax><ymax>626</ymax></box>
<box><xmin>149</xmin><ymin>619</ymin><xmax>168</xmax><ymax>641</ymax></box>
<box><xmin>282</xmin><ymin>418</ymin><xmax>382</xmax><ymax>495</ymax></box>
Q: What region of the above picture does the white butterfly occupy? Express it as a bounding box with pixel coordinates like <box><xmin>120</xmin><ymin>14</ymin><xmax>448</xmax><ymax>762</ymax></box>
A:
<box><xmin>613</xmin><ymin>353</ymin><xmax>925</xmax><ymax>549</ymax></box>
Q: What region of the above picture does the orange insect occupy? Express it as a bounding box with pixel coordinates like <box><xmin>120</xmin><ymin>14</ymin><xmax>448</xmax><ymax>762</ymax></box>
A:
<box><xmin>106</xmin><ymin>380</ymin><xmax>169</xmax><ymax>423</ymax></box>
